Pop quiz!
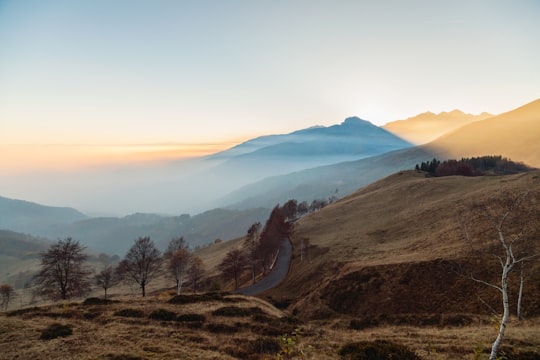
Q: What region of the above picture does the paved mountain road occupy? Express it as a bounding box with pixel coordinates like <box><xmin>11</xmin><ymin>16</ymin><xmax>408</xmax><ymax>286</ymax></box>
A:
<box><xmin>236</xmin><ymin>238</ymin><xmax>292</xmax><ymax>296</ymax></box>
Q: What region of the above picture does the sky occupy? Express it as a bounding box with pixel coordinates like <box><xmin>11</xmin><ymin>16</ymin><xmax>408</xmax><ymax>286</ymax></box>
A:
<box><xmin>1</xmin><ymin>0</ymin><xmax>540</xmax><ymax>172</ymax></box>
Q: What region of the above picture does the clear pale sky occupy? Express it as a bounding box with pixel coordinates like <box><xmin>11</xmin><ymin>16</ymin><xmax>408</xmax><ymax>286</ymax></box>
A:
<box><xmin>1</xmin><ymin>0</ymin><xmax>540</xmax><ymax>171</ymax></box>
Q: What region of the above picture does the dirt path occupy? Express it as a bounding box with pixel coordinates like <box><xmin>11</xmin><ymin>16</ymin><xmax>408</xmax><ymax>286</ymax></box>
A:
<box><xmin>236</xmin><ymin>238</ymin><xmax>292</xmax><ymax>296</ymax></box>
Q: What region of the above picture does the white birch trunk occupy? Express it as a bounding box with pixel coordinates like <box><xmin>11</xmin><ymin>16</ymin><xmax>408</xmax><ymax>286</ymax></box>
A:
<box><xmin>517</xmin><ymin>265</ymin><xmax>524</xmax><ymax>321</ymax></box>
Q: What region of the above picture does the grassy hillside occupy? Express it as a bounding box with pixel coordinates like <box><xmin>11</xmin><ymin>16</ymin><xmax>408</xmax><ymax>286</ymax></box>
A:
<box><xmin>0</xmin><ymin>230</ymin><xmax>51</xmax><ymax>287</ymax></box>
<box><xmin>266</xmin><ymin>170</ymin><xmax>540</xmax><ymax>322</ymax></box>
<box><xmin>2</xmin><ymin>172</ymin><xmax>540</xmax><ymax>359</ymax></box>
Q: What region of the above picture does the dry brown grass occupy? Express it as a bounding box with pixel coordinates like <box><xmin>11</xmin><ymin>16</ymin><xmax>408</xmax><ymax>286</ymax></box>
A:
<box><xmin>0</xmin><ymin>293</ymin><xmax>295</xmax><ymax>360</ymax></box>
<box><xmin>3</xmin><ymin>293</ymin><xmax>539</xmax><ymax>359</ymax></box>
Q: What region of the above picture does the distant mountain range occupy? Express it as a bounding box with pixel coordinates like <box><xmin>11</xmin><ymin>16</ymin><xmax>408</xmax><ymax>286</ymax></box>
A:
<box><xmin>0</xmin><ymin>196</ymin><xmax>87</xmax><ymax>234</ymax></box>
<box><xmin>383</xmin><ymin>110</ymin><xmax>493</xmax><ymax>144</ymax></box>
<box><xmin>219</xmin><ymin>98</ymin><xmax>540</xmax><ymax>209</ymax></box>
<box><xmin>184</xmin><ymin>117</ymin><xmax>413</xmax><ymax>208</ymax></box>
<box><xmin>1</xmin><ymin>98</ymin><xmax>538</xmax><ymax>257</ymax></box>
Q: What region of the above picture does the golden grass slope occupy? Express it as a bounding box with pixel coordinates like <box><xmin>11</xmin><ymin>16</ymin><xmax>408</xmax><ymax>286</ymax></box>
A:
<box><xmin>267</xmin><ymin>170</ymin><xmax>540</xmax><ymax>319</ymax></box>
<box><xmin>429</xmin><ymin>98</ymin><xmax>540</xmax><ymax>167</ymax></box>
<box><xmin>383</xmin><ymin>110</ymin><xmax>492</xmax><ymax>145</ymax></box>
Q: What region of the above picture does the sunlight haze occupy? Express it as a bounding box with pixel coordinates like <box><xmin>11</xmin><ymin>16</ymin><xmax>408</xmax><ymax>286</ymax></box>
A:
<box><xmin>1</xmin><ymin>0</ymin><xmax>539</xmax><ymax>213</ymax></box>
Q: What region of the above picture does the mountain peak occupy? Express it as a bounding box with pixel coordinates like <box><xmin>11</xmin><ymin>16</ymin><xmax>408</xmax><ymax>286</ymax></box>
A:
<box><xmin>342</xmin><ymin>116</ymin><xmax>371</xmax><ymax>126</ymax></box>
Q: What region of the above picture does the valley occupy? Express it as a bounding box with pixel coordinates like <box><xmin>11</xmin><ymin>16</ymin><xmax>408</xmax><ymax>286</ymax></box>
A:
<box><xmin>1</xmin><ymin>99</ymin><xmax>540</xmax><ymax>359</ymax></box>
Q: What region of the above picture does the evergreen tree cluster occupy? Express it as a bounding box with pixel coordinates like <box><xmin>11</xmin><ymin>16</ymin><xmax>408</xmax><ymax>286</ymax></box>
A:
<box><xmin>415</xmin><ymin>156</ymin><xmax>532</xmax><ymax>177</ymax></box>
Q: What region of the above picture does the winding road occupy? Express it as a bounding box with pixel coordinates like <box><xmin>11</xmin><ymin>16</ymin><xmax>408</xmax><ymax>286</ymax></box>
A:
<box><xmin>236</xmin><ymin>238</ymin><xmax>292</xmax><ymax>296</ymax></box>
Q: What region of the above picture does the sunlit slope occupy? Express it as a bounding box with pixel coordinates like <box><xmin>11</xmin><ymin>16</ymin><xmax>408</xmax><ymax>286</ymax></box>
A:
<box><xmin>268</xmin><ymin>170</ymin><xmax>540</xmax><ymax>318</ymax></box>
<box><xmin>429</xmin><ymin>98</ymin><xmax>540</xmax><ymax>167</ymax></box>
<box><xmin>384</xmin><ymin>110</ymin><xmax>492</xmax><ymax>144</ymax></box>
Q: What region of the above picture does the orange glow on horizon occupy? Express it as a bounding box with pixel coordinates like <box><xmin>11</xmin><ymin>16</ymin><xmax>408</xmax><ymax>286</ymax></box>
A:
<box><xmin>0</xmin><ymin>141</ymin><xmax>241</xmax><ymax>174</ymax></box>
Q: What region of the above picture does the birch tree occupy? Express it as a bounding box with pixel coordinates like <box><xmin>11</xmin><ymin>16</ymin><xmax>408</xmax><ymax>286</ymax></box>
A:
<box><xmin>461</xmin><ymin>188</ymin><xmax>539</xmax><ymax>360</ymax></box>
<box><xmin>164</xmin><ymin>237</ymin><xmax>191</xmax><ymax>295</ymax></box>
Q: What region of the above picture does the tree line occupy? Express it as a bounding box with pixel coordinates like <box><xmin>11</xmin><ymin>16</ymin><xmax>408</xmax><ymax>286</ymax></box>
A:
<box><xmin>415</xmin><ymin>155</ymin><xmax>532</xmax><ymax>177</ymax></box>
<box><xmin>2</xmin><ymin>235</ymin><xmax>207</xmax><ymax>305</ymax></box>
<box><xmin>218</xmin><ymin>200</ymin><xmax>300</xmax><ymax>290</ymax></box>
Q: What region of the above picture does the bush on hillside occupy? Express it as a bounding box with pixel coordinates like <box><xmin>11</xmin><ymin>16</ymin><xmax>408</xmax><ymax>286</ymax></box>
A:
<box><xmin>168</xmin><ymin>292</ymin><xmax>231</xmax><ymax>305</ymax></box>
<box><xmin>339</xmin><ymin>340</ymin><xmax>421</xmax><ymax>360</ymax></box>
<box><xmin>176</xmin><ymin>313</ymin><xmax>206</xmax><ymax>322</ymax></box>
<box><xmin>83</xmin><ymin>297</ymin><xmax>116</xmax><ymax>306</ymax></box>
<box><xmin>114</xmin><ymin>308</ymin><xmax>145</xmax><ymax>318</ymax></box>
<box><xmin>148</xmin><ymin>309</ymin><xmax>177</xmax><ymax>321</ymax></box>
<box><xmin>206</xmin><ymin>322</ymin><xmax>239</xmax><ymax>333</ymax></box>
<box><xmin>212</xmin><ymin>305</ymin><xmax>264</xmax><ymax>317</ymax></box>
<box><xmin>40</xmin><ymin>323</ymin><xmax>73</xmax><ymax>340</ymax></box>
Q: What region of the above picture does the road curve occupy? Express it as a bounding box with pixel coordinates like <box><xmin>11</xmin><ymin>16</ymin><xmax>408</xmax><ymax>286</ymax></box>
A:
<box><xmin>236</xmin><ymin>238</ymin><xmax>292</xmax><ymax>296</ymax></box>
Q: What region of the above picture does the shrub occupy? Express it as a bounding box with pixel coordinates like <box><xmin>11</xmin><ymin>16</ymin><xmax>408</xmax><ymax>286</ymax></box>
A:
<box><xmin>176</xmin><ymin>313</ymin><xmax>206</xmax><ymax>322</ymax></box>
<box><xmin>83</xmin><ymin>297</ymin><xmax>116</xmax><ymax>306</ymax></box>
<box><xmin>206</xmin><ymin>323</ymin><xmax>239</xmax><ymax>333</ymax></box>
<box><xmin>168</xmin><ymin>292</ymin><xmax>231</xmax><ymax>305</ymax></box>
<box><xmin>40</xmin><ymin>323</ymin><xmax>73</xmax><ymax>340</ymax></box>
<box><xmin>212</xmin><ymin>306</ymin><xmax>264</xmax><ymax>317</ymax></box>
<box><xmin>114</xmin><ymin>308</ymin><xmax>145</xmax><ymax>318</ymax></box>
<box><xmin>148</xmin><ymin>309</ymin><xmax>176</xmax><ymax>321</ymax></box>
<box><xmin>339</xmin><ymin>340</ymin><xmax>421</xmax><ymax>360</ymax></box>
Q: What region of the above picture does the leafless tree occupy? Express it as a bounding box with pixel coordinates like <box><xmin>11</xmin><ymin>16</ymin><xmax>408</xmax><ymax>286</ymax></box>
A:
<box><xmin>243</xmin><ymin>222</ymin><xmax>261</xmax><ymax>284</ymax></box>
<box><xmin>297</xmin><ymin>201</ymin><xmax>309</xmax><ymax>216</ymax></box>
<box><xmin>187</xmin><ymin>255</ymin><xmax>205</xmax><ymax>292</ymax></box>
<box><xmin>218</xmin><ymin>249</ymin><xmax>248</xmax><ymax>290</ymax></box>
<box><xmin>94</xmin><ymin>265</ymin><xmax>119</xmax><ymax>299</ymax></box>
<box><xmin>33</xmin><ymin>237</ymin><xmax>91</xmax><ymax>300</ymax></box>
<box><xmin>300</xmin><ymin>238</ymin><xmax>311</xmax><ymax>263</ymax></box>
<box><xmin>461</xmin><ymin>188</ymin><xmax>539</xmax><ymax>360</ymax></box>
<box><xmin>117</xmin><ymin>237</ymin><xmax>161</xmax><ymax>297</ymax></box>
<box><xmin>164</xmin><ymin>237</ymin><xmax>191</xmax><ymax>295</ymax></box>
<box><xmin>0</xmin><ymin>284</ymin><xmax>14</xmax><ymax>310</ymax></box>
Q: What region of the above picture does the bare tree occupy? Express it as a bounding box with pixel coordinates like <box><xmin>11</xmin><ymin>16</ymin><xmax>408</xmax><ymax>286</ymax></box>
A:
<box><xmin>117</xmin><ymin>237</ymin><xmax>161</xmax><ymax>297</ymax></box>
<box><xmin>33</xmin><ymin>237</ymin><xmax>91</xmax><ymax>300</ymax></box>
<box><xmin>218</xmin><ymin>249</ymin><xmax>248</xmax><ymax>290</ymax></box>
<box><xmin>0</xmin><ymin>284</ymin><xmax>14</xmax><ymax>310</ymax></box>
<box><xmin>297</xmin><ymin>201</ymin><xmax>309</xmax><ymax>216</ymax></box>
<box><xmin>94</xmin><ymin>265</ymin><xmax>119</xmax><ymax>299</ymax></box>
<box><xmin>187</xmin><ymin>255</ymin><xmax>205</xmax><ymax>292</ymax></box>
<box><xmin>243</xmin><ymin>222</ymin><xmax>261</xmax><ymax>284</ymax></box>
<box><xmin>164</xmin><ymin>237</ymin><xmax>191</xmax><ymax>295</ymax></box>
<box><xmin>461</xmin><ymin>188</ymin><xmax>539</xmax><ymax>360</ymax></box>
<box><xmin>300</xmin><ymin>238</ymin><xmax>311</xmax><ymax>263</ymax></box>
